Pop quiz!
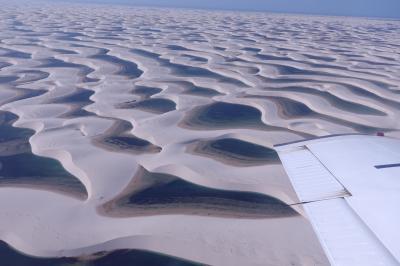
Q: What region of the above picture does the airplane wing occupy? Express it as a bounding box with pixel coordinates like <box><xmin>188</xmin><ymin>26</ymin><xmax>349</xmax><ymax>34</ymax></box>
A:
<box><xmin>275</xmin><ymin>135</ymin><xmax>400</xmax><ymax>266</ymax></box>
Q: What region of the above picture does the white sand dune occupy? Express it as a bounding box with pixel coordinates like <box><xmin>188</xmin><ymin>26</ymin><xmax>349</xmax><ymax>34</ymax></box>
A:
<box><xmin>0</xmin><ymin>1</ymin><xmax>399</xmax><ymax>265</ymax></box>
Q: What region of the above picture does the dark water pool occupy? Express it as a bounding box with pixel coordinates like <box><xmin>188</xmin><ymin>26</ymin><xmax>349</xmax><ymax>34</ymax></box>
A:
<box><xmin>118</xmin><ymin>170</ymin><xmax>296</xmax><ymax>218</ymax></box>
<box><xmin>207</xmin><ymin>138</ymin><xmax>279</xmax><ymax>162</ymax></box>
<box><xmin>91</xmin><ymin>54</ymin><xmax>143</xmax><ymax>79</ymax></box>
<box><xmin>0</xmin><ymin>112</ymin><xmax>33</xmax><ymax>142</ymax></box>
<box><xmin>184</xmin><ymin>86</ymin><xmax>222</xmax><ymax>97</ymax></box>
<box><xmin>303</xmin><ymin>53</ymin><xmax>336</xmax><ymax>62</ymax></box>
<box><xmin>0</xmin><ymin>111</ymin><xmax>87</xmax><ymax>198</ymax></box>
<box><xmin>132</xmin><ymin>86</ymin><xmax>162</xmax><ymax>98</ymax></box>
<box><xmin>49</xmin><ymin>88</ymin><xmax>95</xmax><ymax>118</ymax></box>
<box><xmin>38</xmin><ymin>58</ymin><xmax>96</xmax><ymax>82</ymax></box>
<box><xmin>185</xmin><ymin>101</ymin><xmax>267</xmax><ymax>130</ymax></box>
<box><xmin>255</xmin><ymin>54</ymin><xmax>291</xmax><ymax>61</ymax></box>
<box><xmin>181</xmin><ymin>54</ymin><xmax>208</xmax><ymax>63</ymax></box>
<box><xmin>166</xmin><ymin>44</ymin><xmax>190</xmax><ymax>51</ymax></box>
<box><xmin>251</xmin><ymin>93</ymin><xmax>388</xmax><ymax>134</ymax></box>
<box><xmin>102</xmin><ymin>135</ymin><xmax>161</xmax><ymax>153</ymax></box>
<box><xmin>0</xmin><ymin>48</ymin><xmax>31</xmax><ymax>59</ymax></box>
<box><xmin>264</xmin><ymin>86</ymin><xmax>385</xmax><ymax>116</ymax></box>
<box><xmin>0</xmin><ymin>76</ymin><xmax>19</xmax><ymax>84</ymax></box>
<box><xmin>118</xmin><ymin>98</ymin><xmax>176</xmax><ymax>114</ymax></box>
<box><xmin>51</xmin><ymin>88</ymin><xmax>94</xmax><ymax>105</ymax></box>
<box><xmin>131</xmin><ymin>49</ymin><xmax>246</xmax><ymax>86</ymax></box>
<box><xmin>267</xmin><ymin>96</ymin><xmax>315</xmax><ymax>118</ymax></box>
<box><xmin>0</xmin><ymin>241</ymin><xmax>200</xmax><ymax>266</ymax></box>
<box><xmin>15</xmin><ymin>70</ymin><xmax>49</xmax><ymax>84</ymax></box>
<box><xmin>52</xmin><ymin>48</ymin><xmax>78</xmax><ymax>55</ymax></box>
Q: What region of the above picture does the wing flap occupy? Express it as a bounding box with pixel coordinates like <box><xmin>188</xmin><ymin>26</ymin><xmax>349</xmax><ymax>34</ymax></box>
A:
<box><xmin>278</xmin><ymin>146</ymin><xmax>349</xmax><ymax>203</ymax></box>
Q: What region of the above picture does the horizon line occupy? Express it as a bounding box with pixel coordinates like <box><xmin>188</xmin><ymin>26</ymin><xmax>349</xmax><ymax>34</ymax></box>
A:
<box><xmin>43</xmin><ymin>0</ymin><xmax>400</xmax><ymax>20</ymax></box>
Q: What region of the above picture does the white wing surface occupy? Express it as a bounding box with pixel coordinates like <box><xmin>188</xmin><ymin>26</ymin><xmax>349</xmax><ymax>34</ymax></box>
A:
<box><xmin>276</xmin><ymin>135</ymin><xmax>400</xmax><ymax>266</ymax></box>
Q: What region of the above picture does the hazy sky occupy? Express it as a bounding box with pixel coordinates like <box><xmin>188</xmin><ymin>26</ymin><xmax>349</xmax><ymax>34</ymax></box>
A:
<box><xmin>62</xmin><ymin>0</ymin><xmax>400</xmax><ymax>18</ymax></box>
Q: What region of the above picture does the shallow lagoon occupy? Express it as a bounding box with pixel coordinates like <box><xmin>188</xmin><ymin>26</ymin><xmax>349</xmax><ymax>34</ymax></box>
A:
<box><xmin>117</xmin><ymin>98</ymin><xmax>176</xmax><ymax>114</ymax></box>
<box><xmin>0</xmin><ymin>241</ymin><xmax>201</xmax><ymax>266</ymax></box>
<box><xmin>183</xmin><ymin>101</ymin><xmax>267</xmax><ymax>130</ymax></box>
<box><xmin>192</xmin><ymin>138</ymin><xmax>280</xmax><ymax>166</ymax></box>
<box><xmin>0</xmin><ymin>111</ymin><xmax>87</xmax><ymax>198</ymax></box>
<box><xmin>110</xmin><ymin>169</ymin><xmax>297</xmax><ymax>218</ymax></box>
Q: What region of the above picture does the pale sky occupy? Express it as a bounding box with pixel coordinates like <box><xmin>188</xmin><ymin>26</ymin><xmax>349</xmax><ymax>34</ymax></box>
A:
<box><xmin>60</xmin><ymin>0</ymin><xmax>400</xmax><ymax>18</ymax></box>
